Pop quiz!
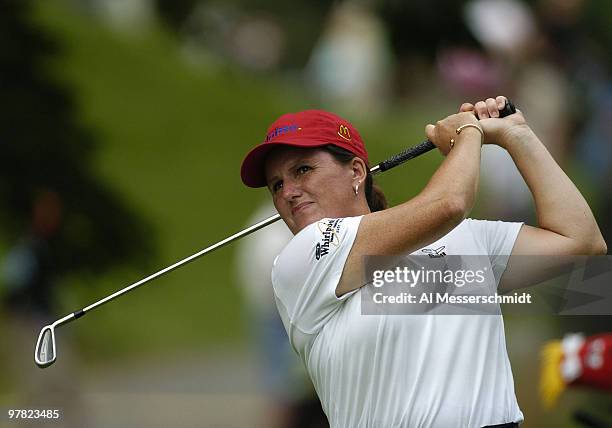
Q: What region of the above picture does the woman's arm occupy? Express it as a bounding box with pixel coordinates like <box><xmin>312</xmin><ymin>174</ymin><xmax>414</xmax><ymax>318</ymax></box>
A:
<box><xmin>464</xmin><ymin>97</ymin><xmax>607</xmax><ymax>291</ymax></box>
<box><xmin>336</xmin><ymin>111</ymin><xmax>485</xmax><ymax>297</ymax></box>
<box><xmin>501</xmin><ymin>127</ymin><xmax>606</xmax><ymax>256</ymax></box>
<box><xmin>469</xmin><ymin>97</ymin><xmax>606</xmax><ymax>256</ymax></box>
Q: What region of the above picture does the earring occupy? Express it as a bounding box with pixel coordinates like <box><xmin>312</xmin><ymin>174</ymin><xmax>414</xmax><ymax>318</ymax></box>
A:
<box><xmin>354</xmin><ymin>181</ymin><xmax>360</xmax><ymax>196</ymax></box>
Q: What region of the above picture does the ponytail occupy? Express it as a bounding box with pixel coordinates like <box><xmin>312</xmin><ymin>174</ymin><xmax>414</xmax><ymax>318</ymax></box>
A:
<box><xmin>365</xmin><ymin>175</ymin><xmax>388</xmax><ymax>212</ymax></box>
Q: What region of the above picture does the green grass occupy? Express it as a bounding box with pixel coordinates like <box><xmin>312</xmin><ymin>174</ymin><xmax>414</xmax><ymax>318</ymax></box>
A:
<box><xmin>21</xmin><ymin>0</ymin><xmax>442</xmax><ymax>364</ymax></box>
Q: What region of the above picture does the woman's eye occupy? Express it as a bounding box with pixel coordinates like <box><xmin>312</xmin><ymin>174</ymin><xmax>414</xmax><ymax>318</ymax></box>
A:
<box><xmin>272</xmin><ymin>181</ymin><xmax>283</xmax><ymax>193</ymax></box>
<box><xmin>297</xmin><ymin>165</ymin><xmax>311</xmax><ymax>174</ymax></box>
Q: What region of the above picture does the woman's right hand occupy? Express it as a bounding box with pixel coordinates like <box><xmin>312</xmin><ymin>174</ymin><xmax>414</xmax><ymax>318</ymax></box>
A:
<box><xmin>460</xmin><ymin>96</ymin><xmax>529</xmax><ymax>149</ymax></box>
<box><xmin>425</xmin><ymin>111</ymin><xmax>481</xmax><ymax>156</ymax></box>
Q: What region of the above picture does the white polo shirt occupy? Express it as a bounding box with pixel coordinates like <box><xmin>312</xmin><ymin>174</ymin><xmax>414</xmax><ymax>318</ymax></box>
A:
<box><xmin>272</xmin><ymin>216</ymin><xmax>524</xmax><ymax>428</ymax></box>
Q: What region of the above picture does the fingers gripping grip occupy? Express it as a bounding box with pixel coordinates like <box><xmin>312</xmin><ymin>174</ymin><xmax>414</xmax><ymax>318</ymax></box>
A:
<box><xmin>376</xmin><ymin>100</ymin><xmax>516</xmax><ymax>173</ymax></box>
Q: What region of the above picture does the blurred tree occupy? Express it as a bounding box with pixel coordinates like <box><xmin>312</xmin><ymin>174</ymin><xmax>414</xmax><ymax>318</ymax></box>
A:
<box><xmin>0</xmin><ymin>0</ymin><xmax>154</xmax><ymax>311</ymax></box>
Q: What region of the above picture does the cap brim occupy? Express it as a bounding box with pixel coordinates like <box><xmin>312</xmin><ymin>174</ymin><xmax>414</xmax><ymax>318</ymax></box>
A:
<box><xmin>240</xmin><ymin>139</ymin><xmax>329</xmax><ymax>188</ymax></box>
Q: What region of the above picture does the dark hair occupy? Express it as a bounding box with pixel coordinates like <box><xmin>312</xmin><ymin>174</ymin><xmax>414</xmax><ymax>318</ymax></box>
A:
<box><xmin>322</xmin><ymin>145</ymin><xmax>388</xmax><ymax>212</ymax></box>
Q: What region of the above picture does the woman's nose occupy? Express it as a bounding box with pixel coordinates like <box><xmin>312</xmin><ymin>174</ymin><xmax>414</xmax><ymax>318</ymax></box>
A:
<box><xmin>280</xmin><ymin>179</ymin><xmax>301</xmax><ymax>200</ymax></box>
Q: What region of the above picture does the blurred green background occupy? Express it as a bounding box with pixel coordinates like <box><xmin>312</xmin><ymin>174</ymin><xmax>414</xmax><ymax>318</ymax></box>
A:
<box><xmin>6</xmin><ymin>0</ymin><xmax>438</xmax><ymax>357</ymax></box>
<box><xmin>1</xmin><ymin>0</ymin><xmax>611</xmax><ymax>427</ymax></box>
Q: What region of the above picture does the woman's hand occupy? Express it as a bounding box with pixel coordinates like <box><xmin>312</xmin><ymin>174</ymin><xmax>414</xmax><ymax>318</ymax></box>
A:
<box><xmin>425</xmin><ymin>111</ymin><xmax>481</xmax><ymax>156</ymax></box>
<box><xmin>460</xmin><ymin>96</ymin><xmax>529</xmax><ymax>149</ymax></box>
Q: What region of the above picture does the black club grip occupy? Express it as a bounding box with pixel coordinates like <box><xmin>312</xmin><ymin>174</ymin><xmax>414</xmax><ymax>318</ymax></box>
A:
<box><xmin>376</xmin><ymin>100</ymin><xmax>516</xmax><ymax>173</ymax></box>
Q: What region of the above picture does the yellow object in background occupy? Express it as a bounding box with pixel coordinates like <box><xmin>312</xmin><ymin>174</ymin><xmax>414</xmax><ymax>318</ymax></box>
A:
<box><xmin>540</xmin><ymin>339</ymin><xmax>566</xmax><ymax>408</ymax></box>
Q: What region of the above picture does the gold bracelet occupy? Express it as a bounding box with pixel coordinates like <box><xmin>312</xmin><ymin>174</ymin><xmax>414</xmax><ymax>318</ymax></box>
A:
<box><xmin>451</xmin><ymin>123</ymin><xmax>484</xmax><ymax>148</ymax></box>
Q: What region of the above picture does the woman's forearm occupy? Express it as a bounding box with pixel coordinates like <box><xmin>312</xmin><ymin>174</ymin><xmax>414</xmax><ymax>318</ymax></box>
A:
<box><xmin>423</xmin><ymin>126</ymin><xmax>482</xmax><ymax>216</ymax></box>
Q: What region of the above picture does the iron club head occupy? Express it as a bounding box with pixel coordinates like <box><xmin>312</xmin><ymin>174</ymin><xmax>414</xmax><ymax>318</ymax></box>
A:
<box><xmin>35</xmin><ymin>324</ymin><xmax>57</xmax><ymax>368</ymax></box>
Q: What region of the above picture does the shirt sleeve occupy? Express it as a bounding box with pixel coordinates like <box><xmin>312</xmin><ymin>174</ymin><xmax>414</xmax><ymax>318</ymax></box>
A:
<box><xmin>466</xmin><ymin>219</ymin><xmax>524</xmax><ymax>287</ymax></box>
<box><xmin>272</xmin><ymin>216</ymin><xmax>363</xmax><ymax>339</ymax></box>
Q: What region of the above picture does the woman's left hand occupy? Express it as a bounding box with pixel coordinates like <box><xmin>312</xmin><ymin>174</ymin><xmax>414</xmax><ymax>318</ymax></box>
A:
<box><xmin>459</xmin><ymin>96</ymin><xmax>529</xmax><ymax>149</ymax></box>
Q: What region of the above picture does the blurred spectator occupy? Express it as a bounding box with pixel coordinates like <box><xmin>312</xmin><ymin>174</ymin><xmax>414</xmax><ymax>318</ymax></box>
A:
<box><xmin>153</xmin><ymin>0</ymin><xmax>332</xmax><ymax>72</ymax></box>
<box><xmin>230</xmin><ymin>14</ymin><xmax>285</xmax><ymax>72</ymax></box>
<box><xmin>2</xmin><ymin>190</ymin><xmax>62</xmax><ymax>318</ymax></box>
<box><xmin>236</xmin><ymin>201</ymin><xmax>328</xmax><ymax>428</ymax></box>
<box><xmin>306</xmin><ymin>1</ymin><xmax>393</xmax><ymax>116</ymax></box>
<box><xmin>464</xmin><ymin>0</ymin><xmax>537</xmax><ymax>61</ymax></box>
<box><xmin>436</xmin><ymin>47</ymin><xmax>506</xmax><ymax>98</ymax></box>
<box><xmin>180</xmin><ymin>3</ymin><xmax>286</xmax><ymax>72</ymax></box>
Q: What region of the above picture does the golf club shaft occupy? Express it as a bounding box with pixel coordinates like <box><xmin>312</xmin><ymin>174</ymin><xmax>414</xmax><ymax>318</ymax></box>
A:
<box><xmin>53</xmin><ymin>100</ymin><xmax>517</xmax><ymax>327</ymax></box>
<box><xmin>51</xmin><ymin>150</ymin><xmax>413</xmax><ymax>328</ymax></box>
<box><xmin>82</xmin><ymin>213</ymin><xmax>281</xmax><ymax>313</ymax></box>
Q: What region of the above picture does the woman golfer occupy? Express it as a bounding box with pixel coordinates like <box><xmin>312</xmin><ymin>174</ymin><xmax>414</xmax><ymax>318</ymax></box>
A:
<box><xmin>240</xmin><ymin>96</ymin><xmax>606</xmax><ymax>428</ymax></box>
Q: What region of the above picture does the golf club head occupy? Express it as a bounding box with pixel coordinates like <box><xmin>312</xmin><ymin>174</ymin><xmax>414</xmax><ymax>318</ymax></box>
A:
<box><xmin>35</xmin><ymin>325</ymin><xmax>56</xmax><ymax>368</ymax></box>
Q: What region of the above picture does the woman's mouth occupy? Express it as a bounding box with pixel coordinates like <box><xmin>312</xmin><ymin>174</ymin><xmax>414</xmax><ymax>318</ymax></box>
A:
<box><xmin>292</xmin><ymin>202</ymin><xmax>313</xmax><ymax>216</ymax></box>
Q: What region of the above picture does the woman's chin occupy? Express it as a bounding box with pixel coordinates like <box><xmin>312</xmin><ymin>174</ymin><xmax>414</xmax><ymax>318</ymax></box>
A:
<box><xmin>295</xmin><ymin>212</ymin><xmax>325</xmax><ymax>232</ymax></box>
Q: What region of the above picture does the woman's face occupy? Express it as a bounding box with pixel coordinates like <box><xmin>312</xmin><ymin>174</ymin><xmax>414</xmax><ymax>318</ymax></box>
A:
<box><xmin>264</xmin><ymin>147</ymin><xmax>361</xmax><ymax>234</ymax></box>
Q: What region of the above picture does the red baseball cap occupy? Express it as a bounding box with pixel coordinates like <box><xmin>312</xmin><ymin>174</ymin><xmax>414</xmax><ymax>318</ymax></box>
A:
<box><xmin>240</xmin><ymin>110</ymin><xmax>369</xmax><ymax>187</ymax></box>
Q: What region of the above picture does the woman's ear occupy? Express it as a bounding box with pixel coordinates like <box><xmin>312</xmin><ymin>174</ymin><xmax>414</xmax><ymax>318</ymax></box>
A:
<box><xmin>351</xmin><ymin>157</ymin><xmax>368</xmax><ymax>182</ymax></box>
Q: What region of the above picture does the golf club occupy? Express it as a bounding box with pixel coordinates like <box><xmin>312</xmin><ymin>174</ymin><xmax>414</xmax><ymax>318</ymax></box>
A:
<box><xmin>35</xmin><ymin>100</ymin><xmax>516</xmax><ymax>368</ymax></box>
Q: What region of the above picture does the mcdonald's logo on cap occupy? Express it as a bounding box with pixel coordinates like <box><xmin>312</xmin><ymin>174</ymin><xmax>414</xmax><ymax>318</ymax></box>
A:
<box><xmin>337</xmin><ymin>124</ymin><xmax>351</xmax><ymax>141</ymax></box>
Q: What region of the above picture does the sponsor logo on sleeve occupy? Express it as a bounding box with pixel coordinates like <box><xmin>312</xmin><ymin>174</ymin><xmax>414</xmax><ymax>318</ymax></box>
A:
<box><xmin>315</xmin><ymin>218</ymin><xmax>343</xmax><ymax>260</ymax></box>
<box><xmin>421</xmin><ymin>246</ymin><xmax>447</xmax><ymax>258</ymax></box>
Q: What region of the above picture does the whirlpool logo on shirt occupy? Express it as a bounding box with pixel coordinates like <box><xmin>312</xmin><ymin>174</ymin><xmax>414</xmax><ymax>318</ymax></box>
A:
<box><xmin>315</xmin><ymin>218</ymin><xmax>343</xmax><ymax>260</ymax></box>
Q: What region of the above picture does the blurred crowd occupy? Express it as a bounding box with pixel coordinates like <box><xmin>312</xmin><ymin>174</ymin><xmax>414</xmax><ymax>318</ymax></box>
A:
<box><xmin>83</xmin><ymin>0</ymin><xmax>612</xmax><ymax>233</ymax></box>
<box><xmin>1</xmin><ymin>0</ymin><xmax>611</xmax><ymax>427</ymax></box>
